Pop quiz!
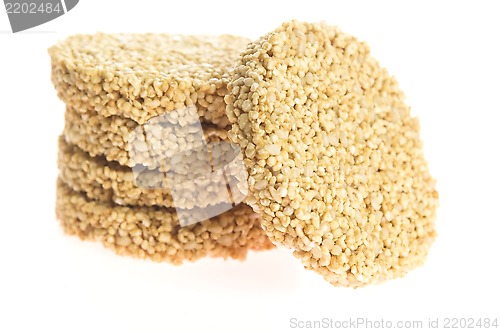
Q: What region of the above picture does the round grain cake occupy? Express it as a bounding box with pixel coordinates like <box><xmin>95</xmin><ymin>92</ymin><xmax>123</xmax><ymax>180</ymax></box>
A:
<box><xmin>56</xmin><ymin>179</ymin><xmax>273</xmax><ymax>264</ymax></box>
<box><xmin>225</xmin><ymin>20</ymin><xmax>438</xmax><ymax>287</ymax></box>
<box><xmin>62</xmin><ymin>106</ymin><xmax>233</xmax><ymax>168</ymax></box>
<box><xmin>49</xmin><ymin>33</ymin><xmax>251</xmax><ymax>127</ymax></box>
<box><xmin>57</xmin><ymin>136</ymin><xmax>245</xmax><ymax>209</ymax></box>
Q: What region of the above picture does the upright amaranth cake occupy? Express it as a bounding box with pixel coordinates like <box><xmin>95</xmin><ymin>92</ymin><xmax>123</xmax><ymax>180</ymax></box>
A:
<box><xmin>225</xmin><ymin>20</ymin><xmax>438</xmax><ymax>287</ymax></box>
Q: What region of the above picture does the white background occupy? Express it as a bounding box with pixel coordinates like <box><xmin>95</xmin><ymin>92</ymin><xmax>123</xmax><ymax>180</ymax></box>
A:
<box><xmin>1</xmin><ymin>1</ymin><xmax>499</xmax><ymax>331</ymax></box>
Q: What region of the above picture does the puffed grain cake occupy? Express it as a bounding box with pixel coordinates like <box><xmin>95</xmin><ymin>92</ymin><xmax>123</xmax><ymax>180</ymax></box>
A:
<box><xmin>56</xmin><ymin>178</ymin><xmax>274</xmax><ymax>264</ymax></box>
<box><xmin>226</xmin><ymin>20</ymin><xmax>438</xmax><ymax>287</ymax></box>
<box><xmin>49</xmin><ymin>33</ymin><xmax>251</xmax><ymax>127</ymax></box>
<box><xmin>63</xmin><ymin>106</ymin><xmax>235</xmax><ymax>169</ymax></box>
<box><xmin>58</xmin><ymin>136</ymin><xmax>246</xmax><ymax>209</ymax></box>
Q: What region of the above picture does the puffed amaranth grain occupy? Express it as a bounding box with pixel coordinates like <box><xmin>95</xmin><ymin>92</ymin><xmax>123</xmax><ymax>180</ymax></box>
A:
<box><xmin>58</xmin><ymin>136</ymin><xmax>246</xmax><ymax>209</ymax></box>
<box><xmin>56</xmin><ymin>178</ymin><xmax>274</xmax><ymax>264</ymax></box>
<box><xmin>225</xmin><ymin>20</ymin><xmax>438</xmax><ymax>287</ymax></box>
<box><xmin>49</xmin><ymin>33</ymin><xmax>251</xmax><ymax>127</ymax></box>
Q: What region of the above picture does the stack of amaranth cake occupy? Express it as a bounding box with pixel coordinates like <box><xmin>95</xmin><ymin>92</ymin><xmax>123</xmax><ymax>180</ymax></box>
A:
<box><xmin>49</xmin><ymin>33</ymin><xmax>274</xmax><ymax>264</ymax></box>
